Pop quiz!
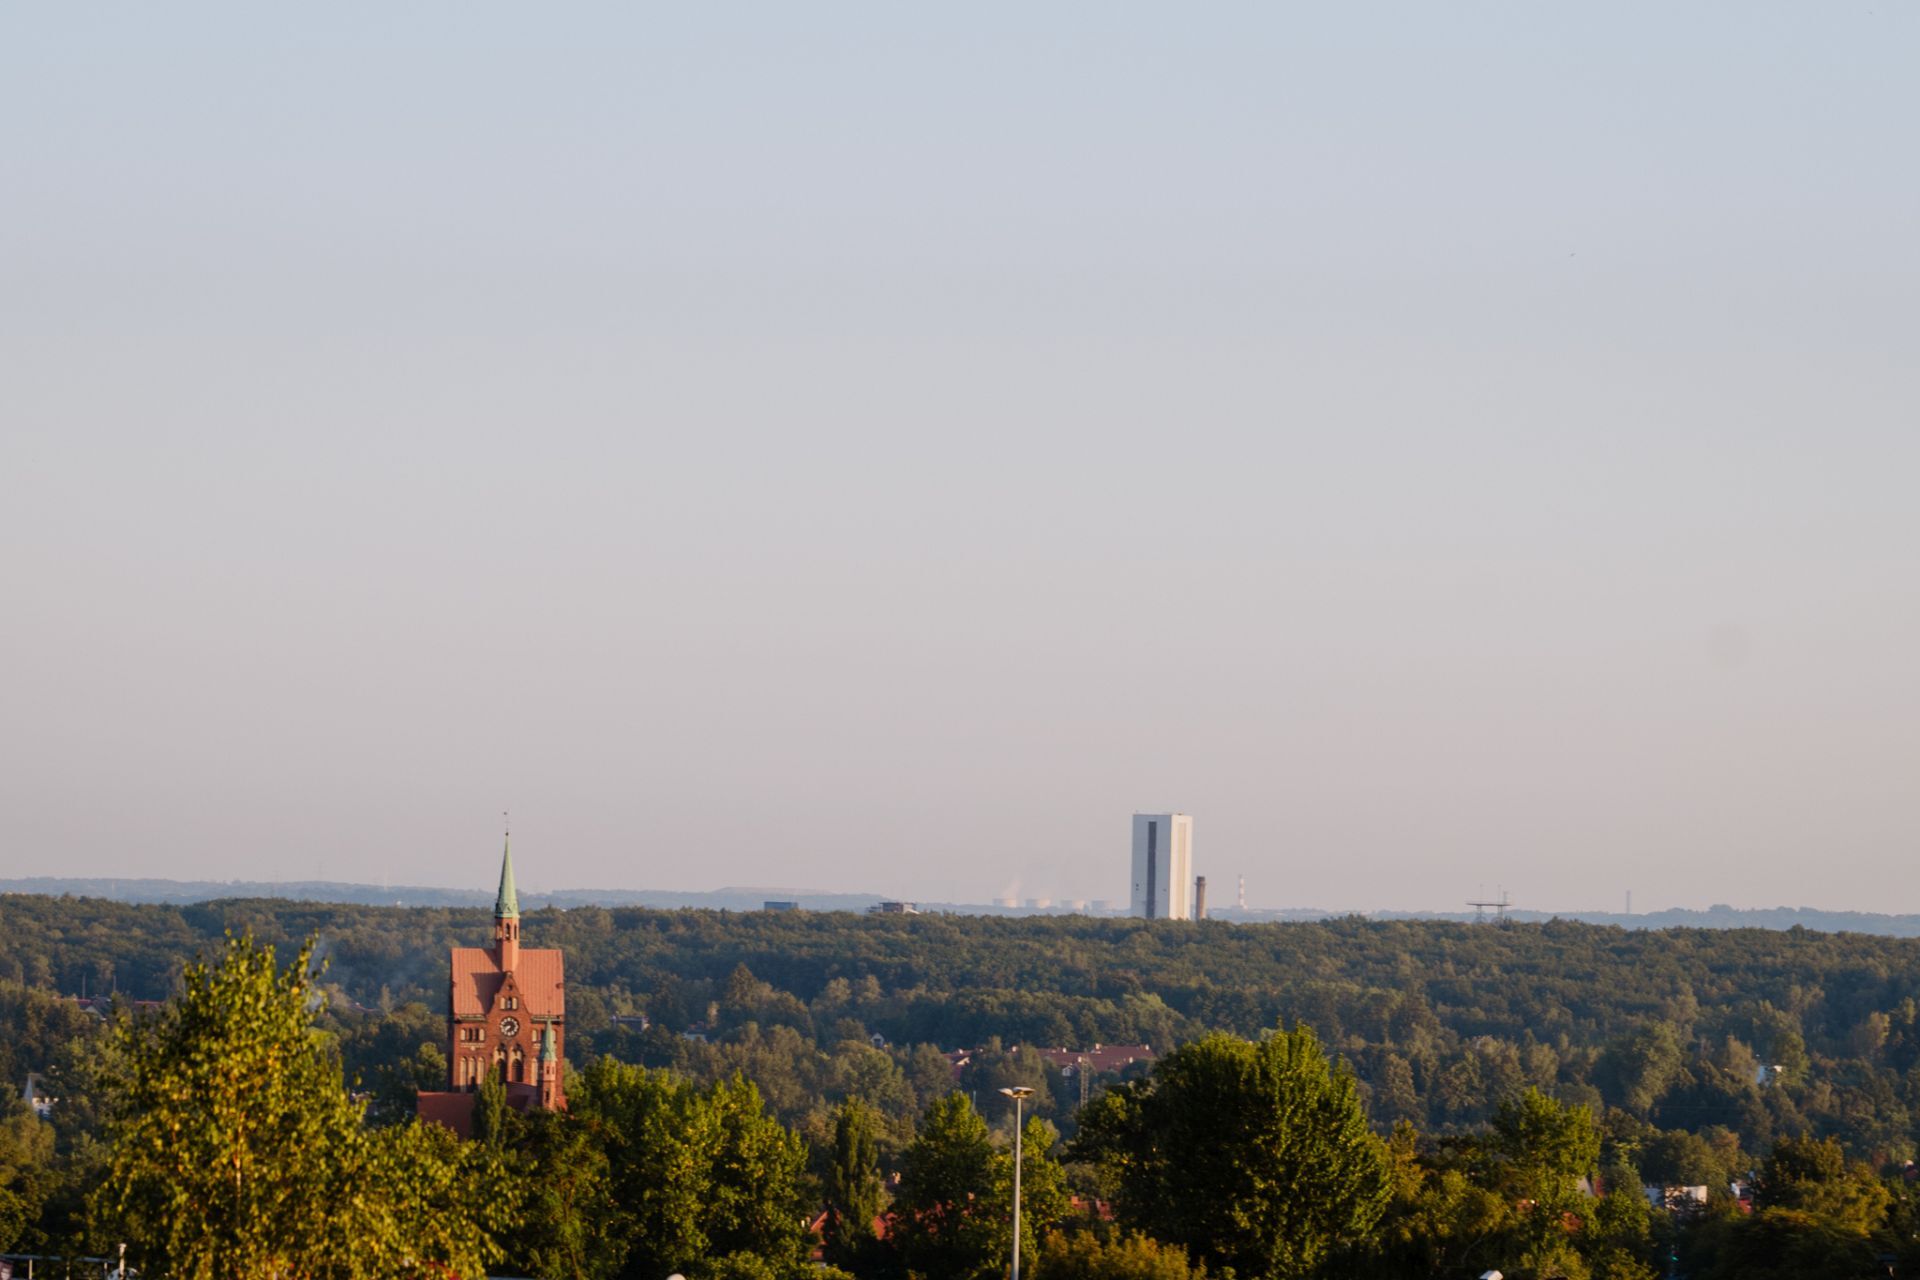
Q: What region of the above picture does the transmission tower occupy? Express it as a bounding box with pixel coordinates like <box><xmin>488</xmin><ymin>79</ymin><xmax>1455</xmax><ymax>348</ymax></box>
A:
<box><xmin>1466</xmin><ymin>889</ymin><xmax>1512</xmax><ymax>925</ymax></box>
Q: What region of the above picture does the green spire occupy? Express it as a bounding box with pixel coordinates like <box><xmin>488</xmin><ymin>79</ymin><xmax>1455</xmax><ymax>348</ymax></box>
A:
<box><xmin>495</xmin><ymin>834</ymin><xmax>520</xmax><ymax>919</ymax></box>
<box><xmin>540</xmin><ymin>1022</ymin><xmax>557</xmax><ymax>1063</ymax></box>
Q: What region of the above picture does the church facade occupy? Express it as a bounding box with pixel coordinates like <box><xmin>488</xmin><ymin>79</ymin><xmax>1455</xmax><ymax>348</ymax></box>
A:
<box><xmin>417</xmin><ymin>840</ymin><xmax>566</xmax><ymax>1135</ymax></box>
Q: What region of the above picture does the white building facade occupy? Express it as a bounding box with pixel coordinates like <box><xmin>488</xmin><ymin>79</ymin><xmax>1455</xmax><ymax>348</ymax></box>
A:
<box><xmin>1130</xmin><ymin>813</ymin><xmax>1194</xmax><ymax>920</ymax></box>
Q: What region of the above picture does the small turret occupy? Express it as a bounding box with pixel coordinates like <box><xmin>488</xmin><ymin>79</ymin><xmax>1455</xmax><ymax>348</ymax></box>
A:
<box><xmin>538</xmin><ymin>1022</ymin><xmax>562</xmax><ymax>1108</ymax></box>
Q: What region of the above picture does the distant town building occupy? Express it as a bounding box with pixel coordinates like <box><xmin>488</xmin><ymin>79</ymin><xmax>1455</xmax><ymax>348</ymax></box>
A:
<box><xmin>762</xmin><ymin>900</ymin><xmax>799</xmax><ymax>912</ymax></box>
<box><xmin>870</xmin><ymin>901</ymin><xmax>920</xmax><ymax>915</ymax></box>
<box><xmin>938</xmin><ymin>1042</ymin><xmax>1157</xmax><ymax>1084</ymax></box>
<box><xmin>64</xmin><ymin>994</ymin><xmax>164</xmax><ymax>1020</ymax></box>
<box><xmin>1034</xmin><ymin>1042</ymin><xmax>1157</xmax><ymax>1075</ymax></box>
<box><xmin>417</xmin><ymin>836</ymin><xmax>567</xmax><ymax>1137</ymax></box>
<box><xmin>22</xmin><ymin>1072</ymin><xmax>54</xmax><ymax>1119</ymax></box>
<box><xmin>1131</xmin><ymin>813</ymin><xmax>1194</xmax><ymax>920</ymax></box>
<box><xmin>1644</xmin><ymin>1184</ymin><xmax>1710</xmax><ymax>1215</ymax></box>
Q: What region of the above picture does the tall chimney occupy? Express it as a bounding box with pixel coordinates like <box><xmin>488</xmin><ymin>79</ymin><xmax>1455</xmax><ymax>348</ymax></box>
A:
<box><xmin>1194</xmin><ymin>875</ymin><xmax>1208</xmax><ymax>921</ymax></box>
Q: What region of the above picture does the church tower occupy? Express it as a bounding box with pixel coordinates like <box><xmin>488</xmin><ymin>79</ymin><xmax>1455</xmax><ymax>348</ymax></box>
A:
<box><xmin>417</xmin><ymin>832</ymin><xmax>568</xmax><ymax>1135</ymax></box>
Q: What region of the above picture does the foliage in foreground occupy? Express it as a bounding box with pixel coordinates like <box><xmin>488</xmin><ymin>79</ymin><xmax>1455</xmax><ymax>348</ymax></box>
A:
<box><xmin>12</xmin><ymin>904</ymin><xmax>1920</xmax><ymax>1278</ymax></box>
<box><xmin>96</xmin><ymin>934</ymin><xmax>513</xmax><ymax>1279</ymax></box>
<box><xmin>892</xmin><ymin>1092</ymin><xmax>1070</xmax><ymax>1280</ymax></box>
<box><xmin>1076</xmin><ymin>1025</ymin><xmax>1391</xmax><ymax>1279</ymax></box>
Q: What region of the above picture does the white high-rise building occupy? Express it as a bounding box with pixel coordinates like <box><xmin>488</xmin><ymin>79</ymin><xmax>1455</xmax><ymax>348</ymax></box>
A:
<box><xmin>1130</xmin><ymin>813</ymin><xmax>1194</xmax><ymax>920</ymax></box>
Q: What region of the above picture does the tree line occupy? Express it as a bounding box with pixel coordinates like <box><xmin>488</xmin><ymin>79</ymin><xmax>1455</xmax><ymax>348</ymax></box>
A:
<box><xmin>6</xmin><ymin>896</ymin><xmax>1920</xmax><ymax>1274</ymax></box>
<box><xmin>14</xmin><ymin>933</ymin><xmax>1920</xmax><ymax>1279</ymax></box>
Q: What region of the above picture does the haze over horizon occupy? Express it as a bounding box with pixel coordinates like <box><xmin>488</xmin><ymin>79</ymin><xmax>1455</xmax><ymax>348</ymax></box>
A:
<box><xmin>4</xmin><ymin>6</ymin><xmax>1917</xmax><ymax>912</ymax></box>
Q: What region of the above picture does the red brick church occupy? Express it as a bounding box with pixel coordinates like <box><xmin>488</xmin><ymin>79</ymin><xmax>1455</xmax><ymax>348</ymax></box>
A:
<box><xmin>417</xmin><ymin>838</ymin><xmax>566</xmax><ymax>1136</ymax></box>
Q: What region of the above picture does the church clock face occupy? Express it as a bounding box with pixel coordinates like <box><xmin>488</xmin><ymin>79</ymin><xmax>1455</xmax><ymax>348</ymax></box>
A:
<box><xmin>500</xmin><ymin>1016</ymin><xmax>521</xmax><ymax>1037</ymax></box>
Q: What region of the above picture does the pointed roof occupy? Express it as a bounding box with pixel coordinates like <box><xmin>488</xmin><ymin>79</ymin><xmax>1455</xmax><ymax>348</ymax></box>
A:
<box><xmin>495</xmin><ymin>836</ymin><xmax>520</xmax><ymax>918</ymax></box>
<box><xmin>450</xmin><ymin>947</ymin><xmax>563</xmax><ymax>1017</ymax></box>
<box><xmin>541</xmin><ymin>1022</ymin><xmax>557</xmax><ymax>1062</ymax></box>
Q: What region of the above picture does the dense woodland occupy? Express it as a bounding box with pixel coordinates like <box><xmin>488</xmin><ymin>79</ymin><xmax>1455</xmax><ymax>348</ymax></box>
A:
<box><xmin>5</xmin><ymin>894</ymin><xmax>1920</xmax><ymax>1277</ymax></box>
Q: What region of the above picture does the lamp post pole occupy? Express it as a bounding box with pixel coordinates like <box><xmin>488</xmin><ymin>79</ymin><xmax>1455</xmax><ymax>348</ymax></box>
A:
<box><xmin>999</xmin><ymin>1086</ymin><xmax>1035</xmax><ymax>1280</ymax></box>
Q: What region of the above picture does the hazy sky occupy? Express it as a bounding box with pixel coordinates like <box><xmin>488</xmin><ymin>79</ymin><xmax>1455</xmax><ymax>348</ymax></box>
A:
<box><xmin>4</xmin><ymin>5</ymin><xmax>1917</xmax><ymax>911</ymax></box>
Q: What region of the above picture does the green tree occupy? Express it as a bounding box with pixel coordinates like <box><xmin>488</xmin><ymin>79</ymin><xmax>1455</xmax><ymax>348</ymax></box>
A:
<box><xmin>891</xmin><ymin>1094</ymin><xmax>1068</xmax><ymax>1280</ymax></box>
<box><xmin>1581</xmin><ymin>1186</ymin><xmax>1660</xmax><ymax>1280</ymax></box>
<box><xmin>33</xmin><ymin>1019</ymin><xmax>124</xmax><ymax>1258</ymax></box>
<box><xmin>704</xmin><ymin>1072</ymin><xmax>813</xmax><ymax>1271</ymax></box>
<box><xmin>1036</xmin><ymin>1230</ymin><xmax>1205</xmax><ymax>1280</ymax></box>
<box><xmin>1754</xmin><ymin>1134</ymin><xmax>1889</xmax><ymax>1234</ymax></box>
<box><xmin>1003</xmin><ymin>1115</ymin><xmax>1073</xmax><ymax>1277</ymax></box>
<box><xmin>373</xmin><ymin>1119</ymin><xmax>525</xmax><ymax>1277</ymax></box>
<box><xmin>1639</xmin><ymin>1126</ymin><xmax>1735</xmax><ymax>1188</ymax></box>
<box><xmin>825</xmin><ymin>1098</ymin><xmax>885</xmax><ymax>1267</ymax></box>
<box><xmin>1599</xmin><ymin>1022</ymin><xmax>1685</xmax><ymax>1117</ymax></box>
<box><xmin>1490</xmin><ymin>1088</ymin><xmax>1600</xmax><ymax>1198</ymax></box>
<box><xmin>0</xmin><ymin>1095</ymin><xmax>54</xmax><ymax>1251</ymax></box>
<box><xmin>472</xmin><ymin>1063</ymin><xmax>513</xmax><ymax>1147</ymax></box>
<box><xmin>893</xmin><ymin>1092</ymin><xmax>1007</xmax><ymax>1280</ymax></box>
<box><xmin>574</xmin><ymin>1058</ymin><xmax>813</xmax><ymax>1280</ymax></box>
<box><xmin>1359</xmin><ymin>1123</ymin><xmax>1515</xmax><ymax>1279</ymax></box>
<box><xmin>94</xmin><ymin>933</ymin><xmax>512</xmax><ymax>1279</ymax></box>
<box><xmin>512</xmin><ymin>1109</ymin><xmax>623</xmax><ymax>1280</ymax></box>
<box><xmin>1698</xmin><ymin>1207</ymin><xmax>1881</xmax><ymax>1280</ymax></box>
<box><xmin>1487</xmin><ymin>1089</ymin><xmax>1601</xmax><ymax>1276</ymax></box>
<box><xmin>1075</xmin><ymin>1024</ymin><xmax>1391</xmax><ymax>1280</ymax></box>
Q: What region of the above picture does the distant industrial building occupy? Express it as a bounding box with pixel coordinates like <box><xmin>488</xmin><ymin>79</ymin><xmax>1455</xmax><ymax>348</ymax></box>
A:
<box><xmin>869</xmin><ymin>901</ymin><xmax>920</xmax><ymax>915</ymax></box>
<box><xmin>1131</xmin><ymin>813</ymin><xmax>1194</xmax><ymax>920</ymax></box>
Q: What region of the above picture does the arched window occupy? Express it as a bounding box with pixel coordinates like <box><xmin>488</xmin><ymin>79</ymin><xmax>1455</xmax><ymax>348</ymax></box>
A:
<box><xmin>511</xmin><ymin>1044</ymin><xmax>527</xmax><ymax>1083</ymax></box>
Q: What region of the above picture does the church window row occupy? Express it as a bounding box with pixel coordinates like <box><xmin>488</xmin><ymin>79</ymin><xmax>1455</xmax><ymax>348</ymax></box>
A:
<box><xmin>457</xmin><ymin>1049</ymin><xmax>534</xmax><ymax>1086</ymax></box>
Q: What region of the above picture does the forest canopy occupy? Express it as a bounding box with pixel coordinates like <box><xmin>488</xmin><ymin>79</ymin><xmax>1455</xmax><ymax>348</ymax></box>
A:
<box><xmin>6</xmin><ymin>895</ymin><xmax>1920</xmax><ymax>1276</ymax></box>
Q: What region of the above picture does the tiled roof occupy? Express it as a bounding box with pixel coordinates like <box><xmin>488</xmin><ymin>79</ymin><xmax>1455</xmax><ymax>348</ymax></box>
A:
<box><xmin>450</xmin><ymin>946</ymin><xmax>565</xmax><ymax>1018</ymax></box>
<box><xmin>416</xmin><ymin>1091</ymin><xmax>476</xmax><ymax>1139</ymax></box>
<box><xmin>417</xmin><ymin>1084</ymin><xmax>554</xmax><ymax>1136</ymax></box>
<box><xmin>1034</xmin><ymin>1043</ymin><xmax>1156</xmax><ymax>1074</ymax></box>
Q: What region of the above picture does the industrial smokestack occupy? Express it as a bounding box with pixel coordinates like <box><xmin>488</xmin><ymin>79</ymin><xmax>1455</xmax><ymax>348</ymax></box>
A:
<box><xmin>1194</xmin><ymin>875</ymin><xmax>1208</xmax><ymax>920</ymax></box>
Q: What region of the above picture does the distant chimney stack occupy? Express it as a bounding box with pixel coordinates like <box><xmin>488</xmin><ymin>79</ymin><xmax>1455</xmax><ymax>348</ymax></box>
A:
<box><xmin>1194</xmin><ymin>876</ymin><xmax>1208</xmax><ymax>920</ymax></box>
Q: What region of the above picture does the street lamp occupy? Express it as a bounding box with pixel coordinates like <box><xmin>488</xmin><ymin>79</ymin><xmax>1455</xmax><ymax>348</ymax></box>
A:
<box><xmin>999</xmin><ymin>1087</ymin><xmax>1036</xmax><ymax>1280</ymax></box>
